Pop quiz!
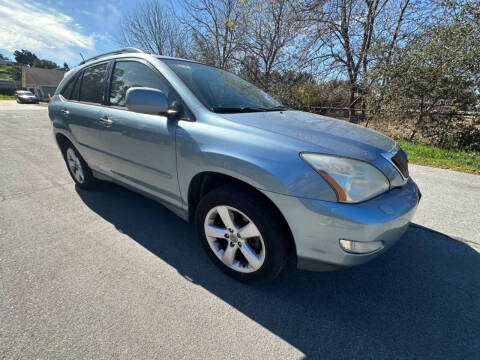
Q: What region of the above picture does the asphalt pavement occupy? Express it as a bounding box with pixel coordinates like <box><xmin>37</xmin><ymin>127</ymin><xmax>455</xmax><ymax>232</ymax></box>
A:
<box><xmin>1</xmin><ymin>101</ymin><xmax>479</xmax><ymax>359</ymax></box>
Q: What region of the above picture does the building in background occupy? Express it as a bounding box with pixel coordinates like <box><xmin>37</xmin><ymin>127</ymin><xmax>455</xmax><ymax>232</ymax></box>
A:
<box><xmin>0</xmin><ymin>59</ymin><xmax>16</xmax><ymax>66</ymax></box>
<box><xmin>22</xmin><ymin>67</ymin><xmax>66</xmax><ymax>101</ymax></box>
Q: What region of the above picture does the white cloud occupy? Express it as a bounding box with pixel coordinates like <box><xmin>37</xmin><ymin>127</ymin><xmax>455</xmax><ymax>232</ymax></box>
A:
<box><xmin>0</xmin><ymin>0</ymin><xmax>94</xmax><ymax>58</ymax></box>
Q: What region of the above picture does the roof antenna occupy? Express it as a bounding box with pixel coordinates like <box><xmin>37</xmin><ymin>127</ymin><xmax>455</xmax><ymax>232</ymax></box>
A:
<box><xmin>79</xmin><ymin>52</ymin><xmax>85</xmax><ymax>61</ymax></box>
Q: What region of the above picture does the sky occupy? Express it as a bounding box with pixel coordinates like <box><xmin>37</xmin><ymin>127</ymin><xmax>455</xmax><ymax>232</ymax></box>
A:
<box><xmin>0</xmin><ymin>0</ymin><xmax>147</xmax><ymax>67</ymax></box>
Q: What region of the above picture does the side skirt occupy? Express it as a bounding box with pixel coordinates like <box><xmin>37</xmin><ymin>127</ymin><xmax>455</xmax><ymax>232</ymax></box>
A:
<box><xmin>92</xmin><ymin>170</ymin><xmax>189</xmax><ymax>222</ymax></box>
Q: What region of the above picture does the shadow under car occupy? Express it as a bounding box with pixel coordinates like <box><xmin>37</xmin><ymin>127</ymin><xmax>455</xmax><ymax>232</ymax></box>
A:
<box><xmin>76</xmin><ymin>182</ymin><xmax>480</xmax><ymax>359</ymax></box>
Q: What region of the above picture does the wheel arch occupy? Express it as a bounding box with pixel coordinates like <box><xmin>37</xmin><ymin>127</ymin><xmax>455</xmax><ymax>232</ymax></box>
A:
<box><xmin>55</xmin><ymin>132</ymin><xmax>72</xmax><ymax>159</ymax></box>
<box><xmin>187</xmin><ymin>171</ymin><xmax>297</xmax><ymax>256</ymax></box>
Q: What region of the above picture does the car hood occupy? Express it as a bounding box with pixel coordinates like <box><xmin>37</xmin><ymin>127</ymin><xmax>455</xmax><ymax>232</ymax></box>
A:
<box><xmin>220</xmin><ymin>110</ymin><xmax>397</xmax><ymax>161</ymax></box>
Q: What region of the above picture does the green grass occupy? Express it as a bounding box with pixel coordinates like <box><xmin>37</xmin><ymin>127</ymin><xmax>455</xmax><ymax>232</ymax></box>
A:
<box><xmin>0</xmin><ymin>94</ymin><xmax>15</xmax><ymax>100</ymax></box>
<box><xmin>0</xmin><ymin>65</ymin><xmax>12</xmax><ymax>80</ymax></box>
<box><xmin>398</xmin><ymin>140</ymin><xmax>480</xmax><ymax>174</ymax></box>
<box><xmin>0</xmin><ymin>65</ymin><xmax>21</xmax><ymax>81</ymax></box>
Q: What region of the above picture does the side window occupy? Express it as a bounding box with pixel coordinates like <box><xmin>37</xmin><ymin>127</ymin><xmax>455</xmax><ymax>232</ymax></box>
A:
<box><xmin>70</xmin><ymin>73</ymin><xmax>82</xmax><ymax>101</ymax></box>
<box><xmin>60</xmin><ymin>76</ymin><xmax>75</xmax><ymax>99</ymax></box>
<box><xmin>79</xmin><ymin>63</ymin><xmax>108</xmax><ymax>104</ymax></box>
<box><xmin>109</xmin><ymin>61</ymin><xmax>169</xmax><ymax>107</ymax></box>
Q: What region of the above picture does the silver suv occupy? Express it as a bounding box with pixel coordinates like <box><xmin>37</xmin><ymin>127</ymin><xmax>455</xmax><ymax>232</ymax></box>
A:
<box><xmin>48</xmin><ymin>48</ymin><xmax>420</xmax><ymax>283</ymax></box>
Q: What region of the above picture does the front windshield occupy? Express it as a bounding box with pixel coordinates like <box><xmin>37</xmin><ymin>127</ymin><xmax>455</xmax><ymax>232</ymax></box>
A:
<box><xmin>18</xmin><ymin>91</ymin><xmax>33</xmax><ymax>95</ymax></box>
<box><xmin>162</xmin><ymin>59</ymin><xmax>286</xmax><ymax>113</ymax></box>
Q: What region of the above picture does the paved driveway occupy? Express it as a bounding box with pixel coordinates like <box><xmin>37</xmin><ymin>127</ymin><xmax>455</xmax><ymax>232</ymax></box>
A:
<box><xmin>1</xmin><ymin>102</ymin><xmax>479</xmax><ymax>359</ymax></box>
<box><xmin>410</xmin><ymin>165</ymin><xmax>480</xmax><ymax>248</ymax></box>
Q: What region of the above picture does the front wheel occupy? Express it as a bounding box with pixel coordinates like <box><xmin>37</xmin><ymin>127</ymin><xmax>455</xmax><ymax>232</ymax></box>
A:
<box><xmin>195</xmin><ymin>185</ymin><xmax>290</xmax><ymax>283</ymax></box>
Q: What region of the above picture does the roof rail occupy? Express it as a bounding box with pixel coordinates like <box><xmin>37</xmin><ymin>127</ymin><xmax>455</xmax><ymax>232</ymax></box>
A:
<box><xmin>79</xmin><ymin>47</ymin><xmax>145</xmax><ymax>65</ymax></box>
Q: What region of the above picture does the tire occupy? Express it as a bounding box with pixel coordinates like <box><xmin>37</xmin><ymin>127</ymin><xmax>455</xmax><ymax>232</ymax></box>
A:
<box><xmin>61</xmin><ymin>141</ymin><xmax>97</xmax><ymax>189</ymax></box>
<box><xmin>195</xmin><ymin>184</ymin><xmax>290</xmax><ymax>284</ymax></box>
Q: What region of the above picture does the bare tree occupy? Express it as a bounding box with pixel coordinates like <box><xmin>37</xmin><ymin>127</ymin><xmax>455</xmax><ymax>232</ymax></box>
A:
<box><xmin>180</xmin><ymin>0</ymin><xmax>243</xmax><ymax>69</ymax></box>
<box><xmin>300</xmin><ymin>0</ymin><xmax>390</xmax><ymax>120</ymax></box>
<box><xmin>238</xmin><ymin>0</ymin><xmax>303</xmax><ymax>91</ymax></box>
<box><xmin>298</xmin><ymin>0</ymin><xmax>434</xmax><ymax>121</ymax></box>
<box><xmin>119</xmin><ymin>0</ymin><xmax>190</xmax><ymax>57</ymax></box>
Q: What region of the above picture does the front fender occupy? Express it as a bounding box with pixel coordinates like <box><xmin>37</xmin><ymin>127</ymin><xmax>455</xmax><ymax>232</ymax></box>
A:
<box><xmin>175</xmin><ymin>120</ymin><xmax>337</xmax><ymax>205</ymax></box>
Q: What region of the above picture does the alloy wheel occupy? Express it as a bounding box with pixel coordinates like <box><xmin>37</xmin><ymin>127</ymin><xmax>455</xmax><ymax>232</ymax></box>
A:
<box><xmin>66</xmin><ymin>148</ymin><xmax>85</xmax><ymax>184</ymax></box>
<box><xmin>204</xmin><ymin>205</ymin><xmax>266</xmax><ymax>273</ymax></box>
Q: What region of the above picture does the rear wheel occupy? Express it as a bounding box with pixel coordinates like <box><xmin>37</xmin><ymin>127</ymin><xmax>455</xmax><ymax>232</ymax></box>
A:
<box><xmin>62</xmin><ymin>141</ymin><xmax>97</xmax><ymax>189</ymax></box>
<box><xmin>195</xmin><ymin>184</ymin><xmax>289</xmax><ymax>283</ymax></box>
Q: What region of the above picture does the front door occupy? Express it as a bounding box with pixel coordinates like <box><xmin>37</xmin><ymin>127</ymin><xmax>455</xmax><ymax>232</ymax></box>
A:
<box><xmin>100</xmin><ymin>59</ymin><xmax>182</xmax><ymax>208</ymax></box>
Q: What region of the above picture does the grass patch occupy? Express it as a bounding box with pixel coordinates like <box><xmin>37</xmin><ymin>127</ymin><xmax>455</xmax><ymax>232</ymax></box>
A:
<box><xmin>0</xmin><ymin>65</ymin><xmax>12</xmax><ymax>80</ymax></box>
<box><xmin>0</xmin><ymin>94</ymin><xmax>15</xmax><ymax>100</ymax></box>
<box><xmin>398</xmin><ymin>140</ymin><xmax>480</xmax><ymax>174</ymax></box>
<box><xmin>0</xmin><ymin>65</ymin><xmax>21</xmax><ymax>81</ymax></box>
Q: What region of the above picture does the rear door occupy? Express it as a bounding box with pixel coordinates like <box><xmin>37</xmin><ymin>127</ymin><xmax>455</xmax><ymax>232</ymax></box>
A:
<box><xmin>101</xmin><ymin>59</ymin><xmax>182</xmax><ymax>207</ymax></box>
<box><xmin>65</xmin><ymin>62</ymin><xmax>111</xmax><ymax>171</ymax></box>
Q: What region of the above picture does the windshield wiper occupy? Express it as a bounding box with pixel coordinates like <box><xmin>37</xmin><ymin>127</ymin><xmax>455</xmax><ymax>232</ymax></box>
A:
<box><xmin>263</xmin><ymin>106</ymin><xmax>289</xmax><ymax>111</ymax></box>
<box><xmin>211</xmin><ymin>106</ymin><xmax>269</xmax><ymax>113</ymax></box>
<box><xmin>211</xmin><ymin>106</ymin><xmax>289</xmax><ymax>113</ymax></box>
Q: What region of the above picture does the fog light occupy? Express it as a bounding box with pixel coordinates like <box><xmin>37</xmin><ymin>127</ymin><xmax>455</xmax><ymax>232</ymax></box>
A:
<box><xmin>339</xmin><ymin>239</ymin><xmax>384</xmax><ymax>254</ymax></box>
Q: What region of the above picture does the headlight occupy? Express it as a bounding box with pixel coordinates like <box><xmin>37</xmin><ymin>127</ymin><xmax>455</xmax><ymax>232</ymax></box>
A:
<box><xmin>300</xmin><ymin>153</ymin><xmax>390</xmax><ymax>203</ymax></box>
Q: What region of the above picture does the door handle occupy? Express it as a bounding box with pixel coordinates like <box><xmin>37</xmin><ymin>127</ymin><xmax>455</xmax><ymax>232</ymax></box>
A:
<box><xmin>98</xmin><ymin>115</ymin><xmax>113</xmax><ymax>126</ymax></box>
<box><xmin>60</xmin><ymin>108</ymin><xmax>69</xmax><ymax>116</ymax></box>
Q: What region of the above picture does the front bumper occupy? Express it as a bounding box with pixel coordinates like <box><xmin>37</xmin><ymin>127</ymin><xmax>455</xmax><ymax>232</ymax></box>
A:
<box><xmin>262</xmin><ymin>178</ymin><xmax>421</xmax><ymax>271</ymax></box>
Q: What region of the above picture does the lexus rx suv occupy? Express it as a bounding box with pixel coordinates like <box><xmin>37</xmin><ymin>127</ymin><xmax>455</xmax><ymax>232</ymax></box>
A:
<box><xmin>48</xmin><ymin>48</ymin><xmax>420</xmax><ymax>283</ymax></box>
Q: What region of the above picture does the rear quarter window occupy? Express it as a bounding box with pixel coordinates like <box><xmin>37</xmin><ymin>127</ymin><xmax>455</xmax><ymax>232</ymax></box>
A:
<box><xmin>60</xmin><ymin>77</ymin><xmax>75</xmax><ymax>99</ymax></box>
<box><xmin>71</xmin><ymin>73</ymin><xmax>82</xmax><ymax>101</ymax></box>
<box><xmin>79</xmin><ymin>63</ymin><xmax>108</xmax><ymax>104</ymax></box>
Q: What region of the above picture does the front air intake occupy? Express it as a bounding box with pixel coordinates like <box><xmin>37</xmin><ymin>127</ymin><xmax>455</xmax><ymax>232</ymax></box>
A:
<box><xmin>391</xmin><ymin>149</ymin><xmax>409</xmax><ymax>178</ymax></box>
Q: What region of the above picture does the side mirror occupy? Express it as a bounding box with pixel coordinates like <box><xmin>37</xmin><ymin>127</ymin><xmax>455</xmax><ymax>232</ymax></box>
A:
<box><xmin>167</xmin><ymin>100</ymin><xmax>183</xmax><ymax>119</ymax></box>
<box><xmin>125</xmin><ymin>87</ymin><xmax>168</xmax><ymax>116</ymax></box>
